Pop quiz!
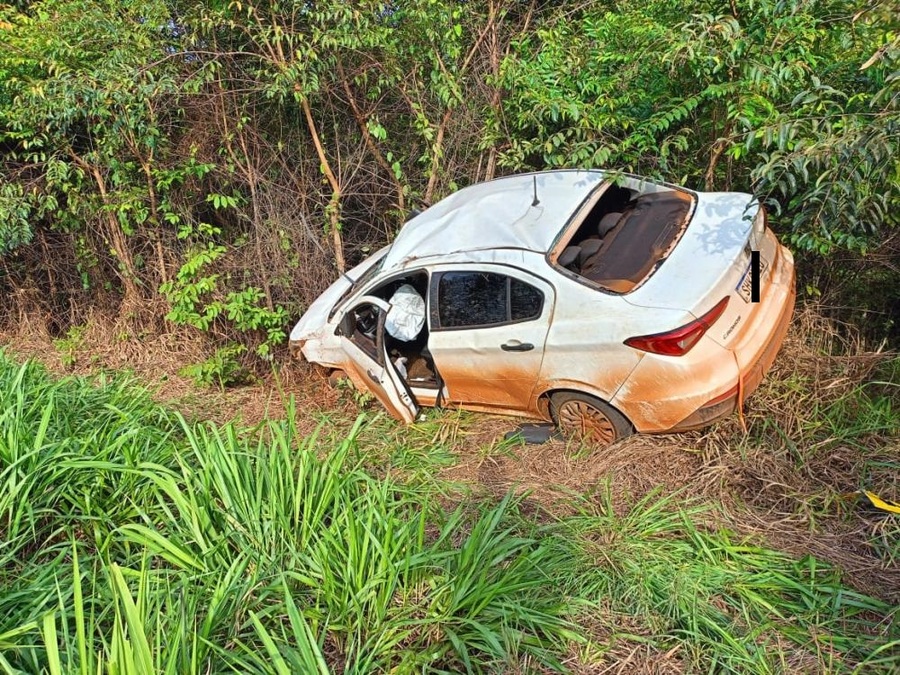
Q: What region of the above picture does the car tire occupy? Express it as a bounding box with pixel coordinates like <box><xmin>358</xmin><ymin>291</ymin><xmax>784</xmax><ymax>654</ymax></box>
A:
<box><xmin>550</xmin><ymin>392</ymin><xmax>633</xmax><ymax>446</ymax></box>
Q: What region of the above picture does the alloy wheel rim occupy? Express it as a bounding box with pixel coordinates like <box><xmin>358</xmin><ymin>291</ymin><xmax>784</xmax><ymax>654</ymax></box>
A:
<box><xmin>557</xmin><ymin>400</ymin><xmax>616</xmax><ymax>444</ymax></box>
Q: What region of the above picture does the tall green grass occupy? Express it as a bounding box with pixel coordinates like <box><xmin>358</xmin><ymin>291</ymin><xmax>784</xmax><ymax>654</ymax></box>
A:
<box><xmin>0</xmin><ymin>356</ymin><xmax>573</xmax><ymax>673</ymax></box>
<box><xmin>563</xmin><ymin>488</ymin><xmax>899</xmax><ymax>671</ymax></box>
<box><xmin>0</xmin><ymin>352</ymin><xmax>897</xmax><ymax>673</ymax></box>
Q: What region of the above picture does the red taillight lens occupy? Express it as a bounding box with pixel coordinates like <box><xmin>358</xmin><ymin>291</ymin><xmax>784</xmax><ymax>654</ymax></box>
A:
<box><xmin>624</xmin><ymin>297</ymin><xmax>730</xmax><ymax>356</ymax></box>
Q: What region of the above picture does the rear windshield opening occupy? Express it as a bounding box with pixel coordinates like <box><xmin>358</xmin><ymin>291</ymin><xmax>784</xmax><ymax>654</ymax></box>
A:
<box><xmin>555</xmin><ymin>181</ymin><xmax>693</xmax><ymax>293</ymax></box>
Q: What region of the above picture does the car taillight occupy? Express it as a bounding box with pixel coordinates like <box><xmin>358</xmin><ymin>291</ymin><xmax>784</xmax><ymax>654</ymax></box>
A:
<box><xmin>624</xmin><ymin>297</ymin><xmax>730</xmax><ymax>356</ymax></box>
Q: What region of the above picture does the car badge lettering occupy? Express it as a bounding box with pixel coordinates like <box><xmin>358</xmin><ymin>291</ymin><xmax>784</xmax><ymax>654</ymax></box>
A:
<box><xmin>723</xmin><ymin>315</ymin><xmax>741</xmax><ymax>340</ymax></box>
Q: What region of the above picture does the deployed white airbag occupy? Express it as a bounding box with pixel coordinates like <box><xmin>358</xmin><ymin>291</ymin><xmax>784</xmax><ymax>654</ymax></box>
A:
<box><xmin>385</xmin><ymin>284</ymin><xmax>425</xmax><ymax>341</ymax></box>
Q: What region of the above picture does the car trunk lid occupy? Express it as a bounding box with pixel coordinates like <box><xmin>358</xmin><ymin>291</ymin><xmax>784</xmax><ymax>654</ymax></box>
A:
<box><xmin>623</xmin><ymin>192</ymin><xmax>767</xmax><ymax>349</ymax></box>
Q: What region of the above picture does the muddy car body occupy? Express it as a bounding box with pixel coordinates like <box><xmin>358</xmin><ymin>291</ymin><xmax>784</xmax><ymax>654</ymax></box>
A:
<box><xmin>290</xmin><ymin>170</ymin><xmax>796</xmax><ymax>444</ymax></box>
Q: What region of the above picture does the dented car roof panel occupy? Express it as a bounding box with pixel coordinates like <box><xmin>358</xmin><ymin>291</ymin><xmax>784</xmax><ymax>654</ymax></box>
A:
<box><xmin>381</xmin><ymin>171</ymin><xmax>606</xmax><ymax>270</ymax></box>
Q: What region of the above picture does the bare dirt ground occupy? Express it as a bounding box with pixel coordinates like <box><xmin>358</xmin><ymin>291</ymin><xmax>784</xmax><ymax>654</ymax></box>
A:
<box><xmin>3</xmin><ymin>306</ymin><xmax>898</xmax><ymax>605</ymax></box>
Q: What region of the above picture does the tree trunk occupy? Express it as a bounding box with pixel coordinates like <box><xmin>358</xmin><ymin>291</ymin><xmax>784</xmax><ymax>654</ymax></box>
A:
<box><xmin>137</xmin><ymin>158</ymin><xmax>170</xmax><ymax>287</ymax></box>
<box><xmin>88</xmin><ymin>165</ymin><xmax>143</xmax><ymax>305</ymax></box>
<box><xmin>301</xmin><ymin>96</ymin><xmax>345</xmax><ymax>273</ymax></box>
<box><xmin>424</xmin><ymin>109</ymin><xmax>453</xmax><ymax>204</ymax></box>
<box><xmin>236</xmin><ymin>126</ymin><xmax>276</xmax><ymax>311</ymax></box>
<box><xmin>704</xmin><ymin>119</ymin><xmax>733</xmax><ymax>191</ymax></box>
<box><xmin>485</xmin><ymin>4</ymin><xmax>502</xmax><ymax>182</ymax></box>
<box><xmin>337</xmin><ymin>60</ymin><xmax>406</xmax><ymax>214</ymax></box>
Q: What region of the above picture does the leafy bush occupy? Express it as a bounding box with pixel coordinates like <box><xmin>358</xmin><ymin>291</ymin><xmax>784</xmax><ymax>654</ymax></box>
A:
<box><xmin>52</xmin><ymin>324</ymin><xmax>88</xmax><ymax>367</ymax></box>
<box><xmin>179</xmin><ymin>343</ymin><xmax>249</xmax><ymax>389</ymax></box>
<box><xmin>1</xmin><ymin>0</ymin><xmax>898</xmax><ymax>348</ymax></box>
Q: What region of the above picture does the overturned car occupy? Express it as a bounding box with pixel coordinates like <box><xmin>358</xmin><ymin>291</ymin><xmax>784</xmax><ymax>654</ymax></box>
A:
<box><xmin>289</xmin><ymin>170</ymin><xmax>796</xmax><ymax>445</ymax></box>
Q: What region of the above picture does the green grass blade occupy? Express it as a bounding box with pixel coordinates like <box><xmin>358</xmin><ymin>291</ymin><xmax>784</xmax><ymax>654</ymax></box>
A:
<box><xmin>42</xmin><ymin>612</ymin><xmax>62</xmax><ymax>675</ymax></box>
<box><xmin>248</xmin><ymin>611</ymin><xmax>291</xmax><ymax>675</ymax></box>
<box><xmin>109</xmin><ymin>564</ymin><xmax>153</xmax><ymax>675</ymax></box>
<box><xmin>72</xmin><ymin>540</ymin><xmax>89</xmax><ymax>675</ymax></box>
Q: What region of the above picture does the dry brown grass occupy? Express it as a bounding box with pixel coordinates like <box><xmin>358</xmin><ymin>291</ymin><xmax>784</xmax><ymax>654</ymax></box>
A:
<box><xmin>0</xmin><ymin>307</ymin><xmax>344</xmax><ymax>434</ymax></box>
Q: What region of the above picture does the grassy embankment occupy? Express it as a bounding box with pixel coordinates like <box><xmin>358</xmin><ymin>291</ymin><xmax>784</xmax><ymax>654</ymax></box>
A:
<box><xmin>0</xmin><ymin>348</ymin><xmax>898</xmax><ymax>673</ymax></box>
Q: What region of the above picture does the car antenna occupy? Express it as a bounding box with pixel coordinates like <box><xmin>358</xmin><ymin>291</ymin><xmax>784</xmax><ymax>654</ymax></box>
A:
<box><xmin>531</xmin><ymin>175</ymin><xmax>540</xmax><ymax>207</ymax></box>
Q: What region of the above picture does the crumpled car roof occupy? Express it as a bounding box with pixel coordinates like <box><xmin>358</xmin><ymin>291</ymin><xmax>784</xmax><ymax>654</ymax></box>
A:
<box><xmin>381</xmin><ymin>170</ymin><xmax>607</xmax><ymax>270</ymax></box>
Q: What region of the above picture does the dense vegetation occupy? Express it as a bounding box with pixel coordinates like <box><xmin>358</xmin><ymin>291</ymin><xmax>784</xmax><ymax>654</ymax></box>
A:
<box><xmin>1</xmin><ymin>3</ymin><xmax>898</xmax><ymax>671</ymax></box>
<box><xmin>1</xmin><ymin>0</ymin><xmax>898</xmax><ymax>370</ymax></box>
<box><xmin>0</xmin><ymin>351</ymin><xmax>897</xmax><ymax>672</ymax></box>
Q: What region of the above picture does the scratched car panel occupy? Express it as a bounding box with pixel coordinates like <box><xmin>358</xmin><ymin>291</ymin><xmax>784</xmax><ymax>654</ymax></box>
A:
<box><xmin>289</xmin><ymin>170</ymin><xmax>796</xmax><ymax>445</ymax></box>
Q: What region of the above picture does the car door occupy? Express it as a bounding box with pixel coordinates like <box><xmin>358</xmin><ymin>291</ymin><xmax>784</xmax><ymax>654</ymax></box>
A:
<box><xmin>426</xmin><ymin>266</ymin><xmax>555</xmax><ymax>412</ymax></box>
<box><xmin>337</xmin><ymin>296</ymin><xmax>419</xmax><ymax>422</ymax></box>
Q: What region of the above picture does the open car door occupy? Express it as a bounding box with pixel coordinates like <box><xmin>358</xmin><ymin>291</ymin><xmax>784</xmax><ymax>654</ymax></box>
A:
<box><xmin>337</xmin><ymin>296</ymin><xmax>419</xmax><ymax>422</ymax></box>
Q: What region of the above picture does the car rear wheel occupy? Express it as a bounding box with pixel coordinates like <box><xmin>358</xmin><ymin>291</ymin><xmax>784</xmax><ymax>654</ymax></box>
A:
<box><xmin>550</xmin><ymin>392</ymin><xmax>633</xmax><ymax>446</ymax></box>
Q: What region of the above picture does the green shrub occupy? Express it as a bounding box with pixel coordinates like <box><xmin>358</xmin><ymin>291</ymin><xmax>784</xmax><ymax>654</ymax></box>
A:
<box><xmin>179</xmin><ymin>343</ymin><xmax>249</xmax><ymax>389</ymax></box>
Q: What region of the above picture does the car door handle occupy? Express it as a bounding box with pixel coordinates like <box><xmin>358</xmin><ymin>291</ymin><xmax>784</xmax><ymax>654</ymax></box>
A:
<box><xmin>501</xmin><ymin>341</ymin><xmax>534</xmax><ymax>352</ymax></box>
<box><xmin>366</xmin><ymin>369</ymin><xmax>380</xmax><ymax>383</ymax></box>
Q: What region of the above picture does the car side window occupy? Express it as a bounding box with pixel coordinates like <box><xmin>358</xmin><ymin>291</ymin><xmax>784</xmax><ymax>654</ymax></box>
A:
<box><xmin>436</xmin><ymin>271</ymin><xmax>544</xmax><ymax>329</ymax></box>
<box><xmin>510</xmin><ymin>278</ymin><xmax>543</xmax><ymax>321</ymax></box>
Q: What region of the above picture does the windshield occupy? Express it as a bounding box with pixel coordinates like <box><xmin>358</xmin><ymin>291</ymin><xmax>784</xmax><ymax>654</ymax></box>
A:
<box><xmin>328</xmin><ymin>250</ymin><xmax>388</xmax><ymax>320</ymax></box>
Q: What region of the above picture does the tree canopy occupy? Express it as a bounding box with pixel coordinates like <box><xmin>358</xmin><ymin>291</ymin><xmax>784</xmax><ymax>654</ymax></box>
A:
<box><xmin>1</xmin><ymin>0</ymin><xmax>898</xmax><ymax>352</ymax></box>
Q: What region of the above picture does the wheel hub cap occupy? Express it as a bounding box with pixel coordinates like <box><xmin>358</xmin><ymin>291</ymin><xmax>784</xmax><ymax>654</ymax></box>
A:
<box><xmin>557</xmin><ymin>401</ymin><xmax>616</xmax><ymax>444</ymax></box>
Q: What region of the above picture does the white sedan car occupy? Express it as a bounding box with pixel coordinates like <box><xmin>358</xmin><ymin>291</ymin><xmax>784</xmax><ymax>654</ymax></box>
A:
<box><xmin>289</xmin><ymin>170</ymin><xmax>796</xmax><ymax>445</ymax></box>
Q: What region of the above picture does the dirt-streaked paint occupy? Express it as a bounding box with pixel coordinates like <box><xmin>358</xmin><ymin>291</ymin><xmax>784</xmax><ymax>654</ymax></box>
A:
<box><xmin>612</xmin><ymin>240</ymin><xmax>796</xmax><ymax>432</ymax></box>
<box><xmin>307</xmin><ymin>243</ymin><xmax>795</xmax><ymax>433</ymax></box>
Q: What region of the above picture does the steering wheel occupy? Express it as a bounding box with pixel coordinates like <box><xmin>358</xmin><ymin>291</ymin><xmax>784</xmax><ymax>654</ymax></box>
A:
<box><xmin>355</xmin><ymin>306</ymin><xmax>378</xmax><ymax>337</ymax></box>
